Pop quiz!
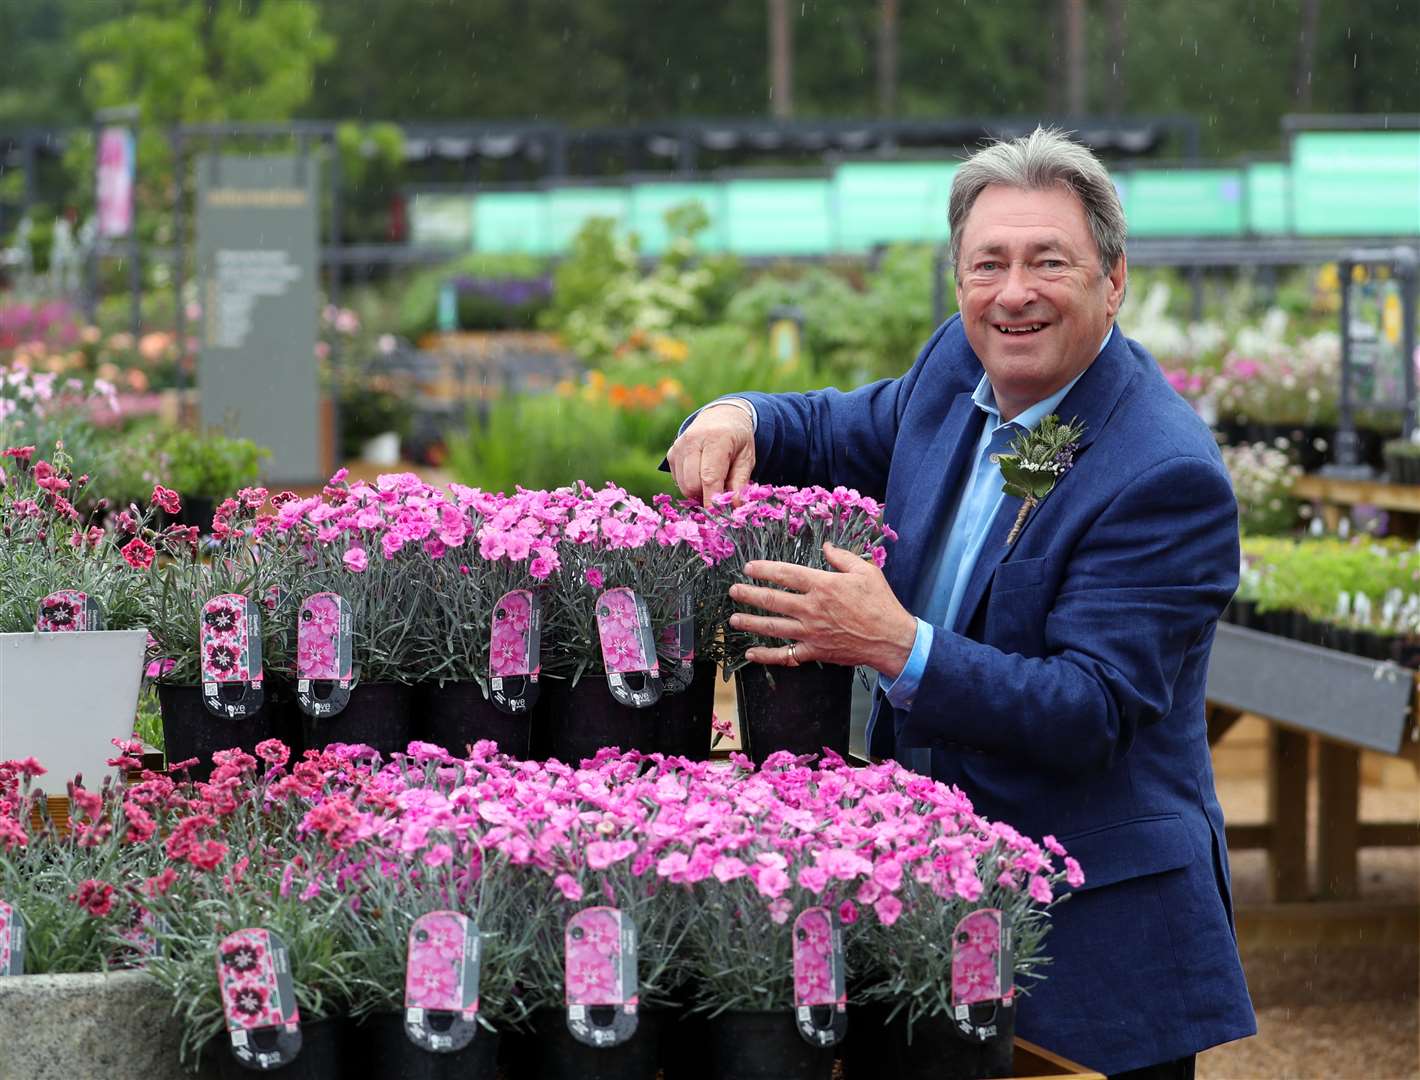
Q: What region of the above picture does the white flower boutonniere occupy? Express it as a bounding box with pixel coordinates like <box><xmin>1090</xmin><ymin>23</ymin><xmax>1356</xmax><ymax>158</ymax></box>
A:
<box><xmin>993</xmin><ymin>414</ymin><xmax>1087</xmax><ymax>546</ymax></box>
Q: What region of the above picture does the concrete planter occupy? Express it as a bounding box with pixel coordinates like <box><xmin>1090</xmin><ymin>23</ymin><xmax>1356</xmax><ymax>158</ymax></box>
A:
<box><xmin>0</xmin><ymin>970</ymin><xmax>206</xmax><ymax>1080</ymax></box>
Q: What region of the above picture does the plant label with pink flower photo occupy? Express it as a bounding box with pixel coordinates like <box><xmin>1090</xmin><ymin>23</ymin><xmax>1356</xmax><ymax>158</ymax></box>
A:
<box><xmin>201</xmin><ymin>594</ymin><xmax>265</xmax><ymax>719</ymax></box>
<box><xmin>489</xmin><ymin>589</ymin><xmax>541</xmax><ymax>715</ymax></box>
<box><xmin>118</xmin><ymin>904</ymin><xmax>165</xmax><ymax>963</ymax></box>
<box><xmin>36</xmin><ymin>590</ymin><xmax>104</xmax><ymax>632</ymax></box>
<box><xmin>595</xmin><ymin>588</ymin><xmax>662</xmax><ymax>709</ymax></box>
<box><xmin>793</xmin><ymin>906</ymin><xmax>847</xmax><ymax>1046</ymax></box>
<box><xmin>0</xmin><ymin>900</ymin><xmax>24</xmax><ymax>976</ymax></box>
<box><xmin>404</xmin><ymin>910</ymin><xmax>482</xmax><ymax>1053</ymax></box>
<box><xmin>949</xmin><ymin>908</ymin><xmax>1015</xmax><ymax>1043</ymax></box>
<box><xmin>658</xmin><ymin>591</ymin><xmax>696</xmax><ymax>694</ymax></box>
<box><xmin>216</xmin><ymin>927</ymin><xmax>302</xmax><ymax>1069</ymax></box>
<box><xmin>564</xmin><ymin>906</ymin><xmax>639</xmax><ymax>1047</ymax></box>
<box><xmin>296</xmin><ymin>592</ymin><xmax>354</xmax><ymax>718</ymax></box>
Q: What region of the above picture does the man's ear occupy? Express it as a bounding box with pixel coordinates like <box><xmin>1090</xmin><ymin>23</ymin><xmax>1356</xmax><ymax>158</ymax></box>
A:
<box><xmin>1105</xmin><ymin>255</ymin><xmax>1127</xmax><ymax>317</ymax></box>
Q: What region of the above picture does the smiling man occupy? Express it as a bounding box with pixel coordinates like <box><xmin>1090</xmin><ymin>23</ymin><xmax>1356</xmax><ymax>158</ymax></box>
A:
<box><xmin>666</xmin><ymin>128</ymin><xmax>1255</xmax><ymax>1078</ymax></box>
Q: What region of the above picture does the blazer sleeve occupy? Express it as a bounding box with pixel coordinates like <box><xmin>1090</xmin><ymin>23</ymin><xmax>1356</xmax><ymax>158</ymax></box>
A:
<box><xmin>732</xmin><ymin>316</ymin><xmax>958</xmax><ymax>497</ymax></box>
<box><xmin>898</xmin><ymin>453</ymin><xmax>1240</xmax><ymax>775</ymax></box>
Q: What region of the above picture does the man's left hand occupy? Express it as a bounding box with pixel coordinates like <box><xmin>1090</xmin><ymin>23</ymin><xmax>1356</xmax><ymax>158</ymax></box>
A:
<box><xmin>729</xmin><ymin>542</ymin><xmax>918</xmax><ymax>675</ymax></box>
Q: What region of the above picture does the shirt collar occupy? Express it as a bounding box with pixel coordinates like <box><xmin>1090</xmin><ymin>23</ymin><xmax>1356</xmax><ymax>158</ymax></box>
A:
<box><xmin>971</xmin><ymin>324</ymin><xmax>1115</xmax><ymax>432</ymax></box>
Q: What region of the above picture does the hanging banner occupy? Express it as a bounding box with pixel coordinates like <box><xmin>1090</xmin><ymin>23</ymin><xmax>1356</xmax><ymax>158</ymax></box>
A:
<box><xmin>96</xmin><ymin>127</ymin><xmax>135</xmax><ymax>239</ymax></box>
<box><xmin>196</xmin><ymin>155</ymin><xmax>321</xmax><ymax>484</ymax></box>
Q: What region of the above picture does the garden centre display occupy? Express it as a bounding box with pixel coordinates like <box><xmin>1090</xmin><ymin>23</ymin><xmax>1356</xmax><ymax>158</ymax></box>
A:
<box><xmin>0</xmin><ymin>740</ymin><xmax>1077</xmax><ymax>1079</ymax></box>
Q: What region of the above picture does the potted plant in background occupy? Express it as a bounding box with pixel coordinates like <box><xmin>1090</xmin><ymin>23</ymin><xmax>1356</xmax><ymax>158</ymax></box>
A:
<box><xmin>1383</xmin><ymin>435</ymin><xmax>1420</xmax><ymax>485</ymax></box>
<box><xmin>157</xmin><ymin>428</ymin><xmax>267</xmax><ymax>532</ymax></box>
<box><xmin>716</xmin><ymin>485</ymin><xmax>897</xmax><ymax>765</ymax></box>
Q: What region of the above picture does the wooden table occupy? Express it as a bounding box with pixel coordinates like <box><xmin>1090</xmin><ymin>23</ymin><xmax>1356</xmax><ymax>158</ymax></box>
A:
<box><xmin>1207</xmin><ymin>623</ymin><xmax>1420</xmax><ymax>902</ymax></box>
<box><xmin>1292</xmin><ymin>473</ymin><xmax>1420</xmax><ymax>532</ymax></box>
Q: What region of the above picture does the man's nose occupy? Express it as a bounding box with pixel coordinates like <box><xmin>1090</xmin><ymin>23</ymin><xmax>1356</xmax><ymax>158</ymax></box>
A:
<box><xmin>995</xmin><ymin>262</ymin><xmax>1037</xmax><ymax>309</ymax></box>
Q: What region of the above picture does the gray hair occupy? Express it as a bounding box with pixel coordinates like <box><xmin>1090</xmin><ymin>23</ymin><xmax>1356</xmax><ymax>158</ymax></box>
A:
<box><xmin>948</xmin><ymin>127</ymin><xmax>1127</xmax><ymax>275</ymax></box>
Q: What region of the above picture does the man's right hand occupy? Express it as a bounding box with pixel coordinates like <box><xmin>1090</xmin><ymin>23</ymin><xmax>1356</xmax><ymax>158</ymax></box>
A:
<box><xmin>666</xmin><ymin>402</ymin><xmax>757</xmax><ymax>506</ymax></box>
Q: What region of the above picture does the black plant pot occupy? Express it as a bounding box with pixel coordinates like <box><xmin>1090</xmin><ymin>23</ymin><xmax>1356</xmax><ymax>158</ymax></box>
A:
<box><xmin>708</xmin><ymin>1010</ymin><xmax>835</xmax><ymax>1080</ymax></box>
<box><xmin>837</xmin><ymin>1000</ymin><xmax>891</xmax><ymax>1078</ymax></box>
<box><xmin>1259</xmin><ymin>609</ymin><xmax>1290</xmax><ymax>639</ymax></box>
<box><xmin>511</xmin><ymin>1006</ymin><xmax>659</xmax><ymax>1080</ymax></box>
<box><xmin>540</xmin><ymin>676</ymin><xmax>659</xmax><ymax>765</ymax></box>
<box><xmin>417</xmin><ymin>681</ymin><xmax>533</xmax><ymax>759</ymax></box>
<box><xmin>1229</xmin><ymin>598</ymin><xmax>1258</xmax><ymax>630</ymax></box>
<box><xmin>357</xmin><ymin>1011</ymin><xmax>499</xmax><ymax>1080</ymax></box>
<box><xmin>301</xmin><ymin>681</ymin><xmax>416</xmax><ymax>757</ymax></box>
<box><xmin>890</xmin><ymin>1004</ymin><xmax>1016</xmax><ymax>1080</ymax></box>
<box><xmin>734</xmin><ymin>663</ymin><xmax>853</xmax><ymax>766</ymax></box>
<box><xmin>656</xmin><ymin>661</ymin><xmax>718</xmax><ymax>761</ymax></box>
<box><xmin>157</xmin><ymin>683</ymin><xmax>277</xmax><ymax>782</ymax></box>
<box><xmin>656</xmin><ymin>991</ymin><xmax>712</xmax><ymax>1080</ymax></box>
<box><xmin>211</xmin><ymin>1017</ymin><xmax>342</xmax><ymax>1079</ymax></box>
<box><xmin>179</xmin><ymin>494</ymin><xmax>218</xmax><ymax>534</ymax></box>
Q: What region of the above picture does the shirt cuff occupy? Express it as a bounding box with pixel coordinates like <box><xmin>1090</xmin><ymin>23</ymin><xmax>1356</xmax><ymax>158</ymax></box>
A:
<box><xmin>877</xmin><ymin>618</ymin><xmax>933</xmax><ymax>711</ymax></box>
<box><xmin>677</xmin><ymin>396</ymin><xmax>758</xmax><ymax>437</ymax></box>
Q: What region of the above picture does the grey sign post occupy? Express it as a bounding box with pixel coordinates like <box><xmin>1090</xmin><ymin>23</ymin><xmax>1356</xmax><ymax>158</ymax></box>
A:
<box><xmin>196</xmin><ymin>155</ymin><xmax>321</xmax><ymax>485</ymax></box>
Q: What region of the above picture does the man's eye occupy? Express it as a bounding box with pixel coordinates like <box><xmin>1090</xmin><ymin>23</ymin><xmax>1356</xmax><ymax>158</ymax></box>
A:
<box><xmin>975</xmin><ymin>262</ymin><xmax>1001</xmax><ymax>272</ymax></box>
<box><xmin>1039</xmin><ymin>259</ymin><xmax>1066</xmax><ymax>270</ymax></box>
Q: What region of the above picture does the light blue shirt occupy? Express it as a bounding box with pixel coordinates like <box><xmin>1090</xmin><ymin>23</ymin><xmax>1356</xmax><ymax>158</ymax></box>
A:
<box><xmin>876</xmin><ymin>364</ymin><xmax>1092</xmax><ymax>711</ymax></box>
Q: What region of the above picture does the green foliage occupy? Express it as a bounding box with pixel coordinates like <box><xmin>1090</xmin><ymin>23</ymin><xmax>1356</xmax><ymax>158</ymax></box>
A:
<box><xmin>157</xmin><ymin>428</ymin><xmax>268</xmax><ymax>499</ymax></box>
<box><xmin>396</xmin><ymin>252</ymin><xmax>550</xmax><ymax>339</ymax></box>
<box><xmin>543</xmin><ymin>204</ymin><xmax>744</xmax><ymax>365</ymax></box>
<box><xmin>446</xmin><ymin>391</ymin><xmax>673</xmax><ymax>502</ymax></box>
<box><xmin>725</xmin><ymin>245</ymin><xmax>948</xmax><ymax>385</ymax></box>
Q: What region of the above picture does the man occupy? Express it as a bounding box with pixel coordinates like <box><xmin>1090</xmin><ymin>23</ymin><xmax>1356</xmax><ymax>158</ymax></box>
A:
<box><xmin>666</xmin><ymin>128</ymin><xmax>1255</xmax><ymax>1078</ymax></box>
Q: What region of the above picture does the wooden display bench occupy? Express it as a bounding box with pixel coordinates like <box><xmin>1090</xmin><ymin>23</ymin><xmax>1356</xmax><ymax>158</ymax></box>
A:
<box><xmin>1012</xmin><ymin>1038</ymin><xmax>1105</xmax><ymax>1079</ymax></box>
<box><xmin>1207</xmin><ymin>623</ymin><xmax>1420</xmax><ymax>902</ymax></box>
<box><xmin>1292</xmin><ymin>473</ymin><xmax>1420</xmax><ymax>533</ymax></box>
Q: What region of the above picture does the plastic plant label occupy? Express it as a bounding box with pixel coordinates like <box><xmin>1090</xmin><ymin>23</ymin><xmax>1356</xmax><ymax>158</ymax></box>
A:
<box><xmin>489</xmin><ymin>589</ymin><xmax>541</xmax><ymax>715</ymax></box>
<box><xmin>793</xmin><ymin>906</ymin><xmax>848</xmax><ymax>1046</ymax></box>
<box><xmin>404</xmin><ymin>911</ymin><xmax>481</xmax><ymax>1053</ymax></box>
<box><xmin>0</xmin><ymin>900</ymin><xmax>24</xmax><ymax>976</ymax></box>
<box><xmin>36</xmin><ymin>590</ymin><xmax>104</xmax><ymax>632</ymax></box>
<box><xmin>564</xmin><ymin>906</ymin><xmax>639</xmax><ymax>1048</ymax></box>
<box><xmin>295</xmin><ymin>592</ymin><xmax>354</xmax><ymax>719</ymax></box>
<box><xmin>595</xmin><ymin>588</ymin><xmax>662</xmax><ymax>709</ymax></box>
<box><xmin>118</xmin><ymin>904</ymin><xmax>165</xmax><ymax>963</ymax></box>
<box><xmin>200</xmin><ymin>594</ymin><xmax>265</xmax><ymax>719</ymax></box>
<box><xmin>216</xmin><ymin>928</ymin><xmax>302</xmax><ymax>1069</ymax></box>
<box><xmin>949</xmin><ymin>908</ymin><xmax>1014</xmax><ymax>1043</ymax></box>
<box><xmin>658</xmin><ymin>591</ymin><xmax>696</xmax><ymax>694</ymax></box>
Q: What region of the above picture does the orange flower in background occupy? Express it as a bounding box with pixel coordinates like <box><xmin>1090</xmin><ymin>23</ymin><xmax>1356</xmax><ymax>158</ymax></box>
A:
<box><xmin>138</xmin><ymin>332</ymin><xmax>171</xmax><ymax>363</ymax></box>
<box><xmin>651</xmin><ymin>335</ymin><xmax>689</xmax><ymax>363</ymax></box>
<box><xmin>107</xmin><ymin>333</ymin><xmax>134</xmax><ymax>353</ymax></box>
<box><xmin>126</xmin><ymin>368</ymin><xmax>150</xmax><ymax>392</ymax></box>
<box><xmin>608</xmin><ymin>384</ymin><xmax>631</xmax><ymax>408</ymax></box>
<box><xmin>81</xmin><ymin>326</ymin><xmax>101</xmax><ymax>346</ymax></box>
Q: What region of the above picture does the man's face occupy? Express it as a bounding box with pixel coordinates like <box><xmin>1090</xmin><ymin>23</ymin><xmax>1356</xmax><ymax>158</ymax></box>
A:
<box><xmin>954</xmin><ymin>183</ymin><xmax>1126</xmax><ymax>421</ymax></box>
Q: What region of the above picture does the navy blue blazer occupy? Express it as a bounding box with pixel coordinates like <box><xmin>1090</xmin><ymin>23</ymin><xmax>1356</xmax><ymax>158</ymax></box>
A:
<box><xmin>737</xmin><ymin>315</ymin><xmax>1256</xmax><ymax>1073</ymax></box>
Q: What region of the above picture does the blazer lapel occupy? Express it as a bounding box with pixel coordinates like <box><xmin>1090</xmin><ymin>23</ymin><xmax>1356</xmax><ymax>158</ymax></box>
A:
<box><xmin>884</xmin><ymin>392</ymin><xmax>985</xmax><ymax>601</ymax></box>
<box><xmin>950</xmin><ymin>327</ymin><xmax>1140</xmax><ymax>635</ymax></box>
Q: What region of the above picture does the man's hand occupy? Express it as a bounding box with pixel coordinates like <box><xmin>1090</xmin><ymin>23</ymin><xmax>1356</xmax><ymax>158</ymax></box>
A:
<box><xmin>729</xmin><ymin>542</ymin><xmax>918</xmax><ymax>675</ymax></box>
<box><xmin>666</xmin><ymin>402</ymin><xmax>756</xmax><ymax>506</ymax></box>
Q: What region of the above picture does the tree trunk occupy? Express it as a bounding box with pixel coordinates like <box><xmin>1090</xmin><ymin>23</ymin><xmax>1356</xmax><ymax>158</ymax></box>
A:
<box><xmin>1293</xmin><ymin>0</ymin><xmax>1322</xmax><ymax>108</ymax></box>
<box><xmin>1106</xmin><ymin>0</ymin><xmax>1127</xmax><ymax>114</ymax></box>
<box><xmin>877</xmin><ymin>0</ymin><xmax>899</xmax><ymax>119</ymax></box>
<box><xmin>1063</xmin><ymin>0</ymin><xmax>1088</xmax><ymax>116</ymax></box>
<box><xmin>768</xmin><ymin>0</ymin><xmax>794</xmax><ymax>119</ymax></box>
